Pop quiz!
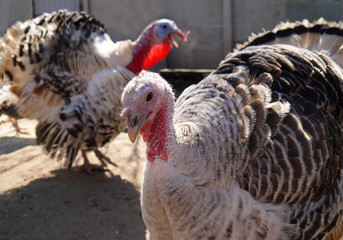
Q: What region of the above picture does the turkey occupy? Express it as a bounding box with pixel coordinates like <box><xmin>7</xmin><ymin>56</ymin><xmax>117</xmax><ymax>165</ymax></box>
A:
<box><xmin>0</xmin><ymin>10</ymin><xmax>189</xmax><ymax>173</ymax></box>
<box><xmin>121</xmin><ymin>18</ymin><xmax>343</xmax><ymax>239</ymax></box>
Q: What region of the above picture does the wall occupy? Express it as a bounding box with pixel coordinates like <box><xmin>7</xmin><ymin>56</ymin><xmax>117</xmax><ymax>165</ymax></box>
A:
<box><xmin>1</xmin><ymin>0</ymin><xmax>343</xmax><ymax>69</ymax></box>
<box><xmin>0</xmin><ymin>0</ymin><xmax>32</xmax><ymax>36</ymax></box>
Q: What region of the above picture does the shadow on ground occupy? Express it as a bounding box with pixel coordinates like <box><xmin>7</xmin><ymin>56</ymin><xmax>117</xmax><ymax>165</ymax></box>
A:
<box><xmin>0</xmin><ymin>137</ymin><xmax>37</xmax><ymax>154</ymax></box>
<box><xmin>0</xmin><ymin>169</ymin><xmax>145</xmax><ymax>240</ymax></box>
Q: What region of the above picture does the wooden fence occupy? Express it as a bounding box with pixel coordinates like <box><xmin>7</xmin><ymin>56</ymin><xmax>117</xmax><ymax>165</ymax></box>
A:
<box><xmin>1</xmin><ymin>0</ymin><xmax>343</xmax><ymax>69</ymax></box>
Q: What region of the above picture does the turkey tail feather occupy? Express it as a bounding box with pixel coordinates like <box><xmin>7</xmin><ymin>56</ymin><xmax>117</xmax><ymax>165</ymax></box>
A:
<box><xmin>0</xmin><ymin>9</ymin><xmax>106</xmax><ymax>91</ymax></box>
<box><xmin>236</xmin><ymin>18</ymin><xmax>343</xmax><ymax>68</ymax></box>
<box><xmin>36</xmin><ymin>121</ymin><xmax>80</xmax><ymax>167</ymax></box>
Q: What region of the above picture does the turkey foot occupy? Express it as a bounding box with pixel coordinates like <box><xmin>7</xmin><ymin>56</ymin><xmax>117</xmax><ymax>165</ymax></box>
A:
<box><xmin>80</xmin><ymin>150</ymin><xmax>117</xmax><ymax>174</ymax></box>
<box><xmin>94</xmin><ymin>149</ymin><xmax>118</xmax><ymax>168</ymax></box>
<box><xmin>9</xmin><ymin>118</ymin><xmax>29</xmax><ymax>136</ymax></box>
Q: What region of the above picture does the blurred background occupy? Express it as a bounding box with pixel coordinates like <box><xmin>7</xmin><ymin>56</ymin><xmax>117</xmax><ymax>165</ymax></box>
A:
<box><xmin>1</xmin><ymin>0</ymin><xmax>343</xmax><ymax>70</ymax></box>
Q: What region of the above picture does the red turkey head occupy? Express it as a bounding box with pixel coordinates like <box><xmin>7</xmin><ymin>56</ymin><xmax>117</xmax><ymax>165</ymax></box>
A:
<box><xmin>126</xmin><ymin>19</ymin><xmax>190</xmax><ymax>75</ymax></box>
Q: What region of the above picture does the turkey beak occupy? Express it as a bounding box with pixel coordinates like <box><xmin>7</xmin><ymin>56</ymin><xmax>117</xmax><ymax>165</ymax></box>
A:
<box><xmin>170</xmin><ymin>35</ymin><xmax>179</xmax><ymax>48</ymax></box>
<box><xmin>170</xmin><ymin>29</ymin><xmax>190</xmax><ymax>48</ymax></box>
<box><xmin>127</xmin><ymin>112</ymin><xmax>150</xmax><ymax>143</ymax></box>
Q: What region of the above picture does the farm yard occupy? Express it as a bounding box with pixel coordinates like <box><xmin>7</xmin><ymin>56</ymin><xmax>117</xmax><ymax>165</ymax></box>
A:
<box><xmin>0</xmin><ymin>118</ymin><xmax>147</xmax><ymax>240</ymax></box>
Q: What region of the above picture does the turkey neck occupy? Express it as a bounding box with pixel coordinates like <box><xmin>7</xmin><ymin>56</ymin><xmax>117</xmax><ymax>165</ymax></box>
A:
<box><xmin>126</xmin><ymin>30</ymin><xmax>171</xmax><ymax>75</ymax></box>
<box><xmin>142</xmin><ymin>91</ymin><xmax>175</xmax><ymax>162</ymax></box>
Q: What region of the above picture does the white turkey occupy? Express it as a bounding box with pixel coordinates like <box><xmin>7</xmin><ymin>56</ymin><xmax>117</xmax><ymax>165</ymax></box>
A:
<box><xmin>0</xmin><ymin>10</ymin><xmax>189</xmax><ymax>173</ymax></box>
<box><xmin>121</xmin><ymin>19</ymin><xmax>343</xmax><ymax>239</ymax></box>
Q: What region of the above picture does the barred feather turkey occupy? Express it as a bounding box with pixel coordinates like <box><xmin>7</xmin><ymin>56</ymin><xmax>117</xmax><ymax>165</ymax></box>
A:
<box><xmin>121</xmin><ymin>18</ymin><xmax>343</xmax><ymax>239</ymax></box>
<box><xmin>0</xmin><ymin>10</ymin><xmax>189</xmax><ymax>173</ymax></box>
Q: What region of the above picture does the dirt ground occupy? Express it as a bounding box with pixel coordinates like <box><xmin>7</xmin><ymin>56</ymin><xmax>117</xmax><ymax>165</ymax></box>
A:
<box><xmin>0</xmin><ymin>118</ymin><xmax>149</xmax><ymax>240</ymax></box>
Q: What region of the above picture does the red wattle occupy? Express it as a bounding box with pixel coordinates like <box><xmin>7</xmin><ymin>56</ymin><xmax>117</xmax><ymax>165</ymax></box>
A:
<box><xmin>140</xmin><ymin>107</ymin><xmax>169</xmax><ymax>162</ymax></box>
<box><xmin>141</xmin><ymin>43</ymin><xmax>171</xmax><ymax>70</ymax></box>
<box><xmin>126</xmin><ymin>43</ymin><xmax>171</xmax><ymax>75</ymax></box>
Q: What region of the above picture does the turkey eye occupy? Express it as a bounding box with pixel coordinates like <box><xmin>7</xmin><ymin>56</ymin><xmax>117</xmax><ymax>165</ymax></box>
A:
<box><xmin>162</xmin><ymin>24</ymin><xmax>167</xmax><ymax>29</ymax></box>
<box><xmin>146</xmin><ymin>92</ymin><xmax>153</xmax><ymax>102</ymax></box>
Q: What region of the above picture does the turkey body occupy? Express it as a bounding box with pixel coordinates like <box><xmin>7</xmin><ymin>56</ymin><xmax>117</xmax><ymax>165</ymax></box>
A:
<box><xmin>121</xmin><ymin>19</ymin><xmax>343</xmax><ymax>239</ymax></box>
<box><xmin>0</xmin><ymin>10</ymin><xmax>189</xmax><ymax>172</ymax></box>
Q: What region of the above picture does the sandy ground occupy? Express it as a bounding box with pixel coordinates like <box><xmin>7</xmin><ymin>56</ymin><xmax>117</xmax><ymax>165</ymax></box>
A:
<box><xmin>0</xmin><ymin>118</ymin><xmax>148</xmax><ymax>240</ymax></box>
